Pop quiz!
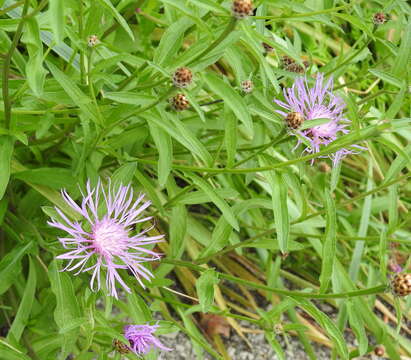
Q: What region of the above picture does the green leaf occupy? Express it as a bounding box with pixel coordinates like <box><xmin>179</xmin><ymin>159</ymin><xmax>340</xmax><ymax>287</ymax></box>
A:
<box><xmin>204</xmin><ymin>72</ymin><xmax>253</xmax><ymax>136</ymax></box>
<box><xmin>347</xmin><ymin>299</ymin><xmax>368</xmax><ymax>355</ymax></box>
<box><xmin>300</xmin><ymin>118</ymin><xmax>332</xmax><ymax>130</ymax></box>
<box><xmin>96</xmin><ymin>0</ymin><xmax>135</xmax><ymax>40</ymax></box>
<box><xmin>148</xmin><ymin>122</ymin><xmax>172</xmax><ymax>187</ymax></box>
<box><xmin>0</xmin><ymin>340</ymin><xmax>31</xmax><ymax>360</ymax></box>
<box><xmin>7</xmin><ymin>257</ymin><xmax>37</xmax><ymax>342</ymax></box>
<box><xmin>13</xmin><ymin>168</ymin><xmax>76</xmax><ymax>190</ymax></box>
<box><xmin>0</xmin><ymin>242</ymin><xmax>32</xmax><ymax>296</ymax></box>
<box><xmin>48</xmin><ymin>261</ymin><xmax>81</xmax><ymax>359</ymax></box>
<box><xmin>0</xmin><ymin>135</ymin><xmax>14</xmax><ymax>200</ymax></box>
<box><xmin>392</xmin><ymin>20</ymin><xmax>411</xmax><ymax>78</ymax></box>
<box><xmin>49</xmin><ymin>0</ymin><xmax>65</xmax><ymax>44</ymax></box>
<box><xmin>224</xmin><ymin>106</ymin><xmax>238</xmax><ymax>168</ymax></box>
<box><xmin>196</xmin><ymin>269</ymin><xmax>219</xmax><ymax>313</ymax></box>
<box><xmin>170</xmin><ymin>204</ymin><xmax>187</xmax><ymax>259</ymax></box>
<box><xmin>104</xmin><ymin>92</ymin><xmax>156</xmax><ymax>105</ymax></box>
<box><xmin>298</xmin><ymin>299</ymin><xmax>348</xmax><ymax>359</ymax></box>
<box><xmin>260</xmin><ymin>157</ymin><xmax>289</xmax><ymax>254</ymax></box>
<box><xmin>22</xmin><ymin>17</ymin><xmax>47</xmax><ymax>96</ymax></box>
<box><xmin>188</xmin><ymin>173</ymin><xmax>239</xmax><ymax>231</ymax></box>
<box><xmin>385</xmin><ymin>82</ymin><xmax>406</xmax><ymax>120</ymax></box>
<box><xmin>369</xmin><ymin>69</ymin><xmax>402</xmax><ymax>88</ymax></box>
<box><xmin>47</xmin><ymin>62</ymin><xmax>100</xmax><ymax>124</ymax></box>
<box><xmin>319</xmin><ymin>190</ymin><xmax>337</xmax><ymax>293</ymax></box>
<box><xmin>153</xmin><ymin>17</ymin><xmax>192</xmax><ymax>67</ymax></box>
<box><xmin>111</xmin><ymin>162</ymin><xmax>137</xmax><ymax>187</ymax></box>
<box><xmin>144</xmin><ymin>110</ymin><xmax>213</xmax><ymax>166</ymax></box>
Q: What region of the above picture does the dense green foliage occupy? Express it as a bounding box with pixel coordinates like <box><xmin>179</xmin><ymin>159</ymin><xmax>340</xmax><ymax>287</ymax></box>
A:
<box><xmin>0</xmin><ymin>0</ymin><xmax>410</xmax><ymax>359</ymax></box>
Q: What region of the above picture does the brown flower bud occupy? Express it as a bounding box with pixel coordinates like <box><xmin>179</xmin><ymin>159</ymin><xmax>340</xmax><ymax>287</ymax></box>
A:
<box><xmin>232</xmin><ymin>0</ymin><xmax>253</xmax><ymax>19</ymax></box>
<box><xmin>113</xmin><ymin>339</ymin><xmax>130</xmax><ymax>354</ymax></box>
<box><xmin>87</xmin><ymin>35</ymin><xmax>99</xmax><ymax>47</ymax></box>
<box><xmin>391</xmin><ymin>272</ymin><xmax>411</xmax><ymax>297</ymax></box>
<box><xmin>373</xmin><ymin>12</ymin><xmax>387</xmax><ymax>25</ymax></box>
<box><xmin>285</xmin><ymin>112</ymin><xmax>304</xmax><ymax>130</ymax></box>
<box><xmin>241</xmin><ymin>80</ymin><xmax>254</xmax><ymax>94</ymax></box>
<box><xmin>172</xmin><ymin>67</ymin><xmax>193</xmax><ymax>88</ymax></box>
<box><xmin>170</xmin><ymin>93</ymin><xmax>189</xmax><ymax>111</ymax></box>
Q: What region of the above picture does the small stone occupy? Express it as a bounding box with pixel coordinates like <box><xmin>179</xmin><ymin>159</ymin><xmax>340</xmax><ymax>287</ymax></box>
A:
<box><xmin>170</xmin><ymin>93</ymin><xmax>189</xmax><ymax>111</ymax></box>
<box><xmin>87</xmin><ymin>35</ymin><xmax>99</xmax><ymax>47</ymax></box>
<box><xmin>285</xmin><ymin>112</ymin><xmax>305</xmax><ymax>130</ymax></box>
<box><xmin>391</xmin><ymin>272</ymin><xmax>411</xmax><ymax>297</ymax></box>
<box><xmin>172</xmin><ymin>67</ymin><xmax>193</xmax><ymax>88</ymax></box>
<box><xmin>374</xmin><ymin>345</ymin><xmax>385</xmax><ymax>356</ymax></box>
<box><xmin>241</xmin><ymin>80</ymin><xmax>254</xmax><ymax>94</ymax></box>
<box><xmin>232</xmin><ymin>0</ymin><xmax>253</xmax><ymax>19</ymax></box>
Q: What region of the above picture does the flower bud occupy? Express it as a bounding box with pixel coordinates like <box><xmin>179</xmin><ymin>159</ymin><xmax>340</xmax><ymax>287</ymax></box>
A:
<box><xmin>87</xmin><ymin>35</ymin><xmax>99</xmax><ymax>47</ymax></box>
<box><xmin>232</xmin><ymin>0</ymin><xmax>253</xmax><ymax>19</ymax></box>
<box><xmin>373</xmin><ymin>12</ymin><xmax>387</xmax><ymax>25</ymax></box>
<box><xmin>391</xmin><ymin>272</ymin><xmax>411</xmax><ymax>297</ymax></box>
<box><xmin>285</xmin><ymin>112</ymin><xmax>304</xmax><ymax>130</ymax></box>
<box><xmin>241</xmin><ymin>80</ymin><xmax>254</xmax><ymax>94</ymax></box>
<box><xmin>113</xmin><ymin>339</ymin><xmax>130</xmax><ymax>354</ymax></box>
<box><xmin>172</xmin><ymin>67</ymin><xmax>193</xmax><ymax>88</ymax></box>
<box><xmin>170</xmin><ymin>93</ymin><xmax>189</xmax><ymax>111</ymax></box>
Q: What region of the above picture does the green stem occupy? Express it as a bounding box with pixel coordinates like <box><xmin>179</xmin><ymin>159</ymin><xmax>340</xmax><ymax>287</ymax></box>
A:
<box><xmin>162</xmin><ymin>259</ymin><xmax>387</xmax><ymax>299</ymax></box>
<box><xmin>187</xmin><ymin>17</ymin><xmax>237</xmax><ymax>66</ymax></box>
<box><xmin>2</xmin><ymin>0</ymin><xmax>30</xmax><ymax>129</ymax></box>
<box><xmin>79</xmin><ymin>0</ymin><xmax>85</xmax><ymax>84</ymax></box>
<box><xmin>127</xmin><ymin>124</ymin><xmax>382</xmax><ymax>174</ymax></box>
<box><xmin>195</xmin><ymin>173</ymin><xmax>409</xmax><ymax>263</ymax></box>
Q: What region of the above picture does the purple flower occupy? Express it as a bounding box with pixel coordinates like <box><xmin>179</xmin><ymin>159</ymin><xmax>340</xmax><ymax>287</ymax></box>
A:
<box><xmin>124</xmin><ymin>324</ymin><xmax>172</xmax><ymax>355</ymax></box>
<box><xmin>274</xmin><ymin>73</ymin><xmax>363</xmax><ymax>164</ymax></box>
<box><xmin>48</xmin><ymin>179</ymin><xmax>163</xmax><ymax>299</ymax></box>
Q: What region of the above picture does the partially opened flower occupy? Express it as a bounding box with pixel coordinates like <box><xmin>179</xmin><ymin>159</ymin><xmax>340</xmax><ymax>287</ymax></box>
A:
<box><xmin>274</xmin><ymin>73</ymin><xmax>363</xmax><ymax>164</ymax></box>
<box><xmin>48</xmin><ymin>179</ymin><xmax>163</xmax><ymax>299</ymax></box>
<box><xmin>124</xmin><ymin>324</ymin><xmax>172</xmax><ymax>355</ymax></box>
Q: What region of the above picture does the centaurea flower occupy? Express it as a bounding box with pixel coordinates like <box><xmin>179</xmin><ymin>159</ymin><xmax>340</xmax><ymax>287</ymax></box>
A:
<box><xmin>274</xmin><ymin>73</ymin><xmax>363</xmax><ymax>164</ymax></box>
<box><xmin>124</xmin><ymin>324</ymin><xmax>172</xmax><ymax>355</ymax></box>
<box><xmin>48</xmin><ymin>179</ymin><xmax>163</xmax><ymax>299</ymax></box>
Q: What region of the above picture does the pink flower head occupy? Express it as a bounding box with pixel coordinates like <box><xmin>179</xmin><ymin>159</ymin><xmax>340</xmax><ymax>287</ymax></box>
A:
<box><xmin>48</xmin><ymin>179</ymin><xmax>163</xmax><ymax>299</ymax></box>
<box><xmin>124</xmin><ymin>324</ymin><xmax>172</xmax><ymax>355</ymax></box>
<box><xmin>274</xmin><ymin>73</ymin><xmax>363</xmax><ymax>164</ymax></box>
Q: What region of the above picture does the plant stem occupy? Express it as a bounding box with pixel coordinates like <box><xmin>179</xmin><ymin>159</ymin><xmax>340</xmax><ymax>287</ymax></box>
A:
<box><xmin>162</xmin><ymin>259</ymin><xmax>387</xmax><ymax>299</ymax></box>
<box><xmin>2</xmin><ymin>0</ymin><xmax>30</xmax><ymax>130</ymax></box>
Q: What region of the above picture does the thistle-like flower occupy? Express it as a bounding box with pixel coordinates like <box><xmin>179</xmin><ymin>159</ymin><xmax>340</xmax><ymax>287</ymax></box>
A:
<box><xmin>124</xmin><ymin>324</ymin><xmax>172</xmax><ymax>355</ymax></box>
<box><xmin>274</xmin><ymin>73</ymin><xmax>362</xmax><ymax>164</ymax></box>
<box><xmin>48</xmin><ymin>179</ymin><xmax>163</xmax><ymax>299</ymax></box>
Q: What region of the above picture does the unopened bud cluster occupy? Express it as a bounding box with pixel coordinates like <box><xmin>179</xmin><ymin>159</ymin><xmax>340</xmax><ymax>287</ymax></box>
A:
<box><xmin>241</xmin><ymin>80</ymin><xmax>254</xmax><ymax>94</ymax></box>
<box><xmin>391</xmin><ymin>272</ymin><xmax>411</xmax><ymax>297</ymax></box>
<box><xmin>373</xmin><ymin>12</ymin><xmax>388</xmax><ymax>25</ymax></box>
<box><xmin>285</xmin><ymin>112</ymin><xmax>304</xmax><ymax>130</ymax></box>
<box><xmin>232</xmin><ymin>0</ymin><xmax>253</xmax><ymax>19</ymax></box>
<box><xmin>172</xmin><ymin>67</ymin><xmax>193</xmax><ymax>88</ymax></box>
<box><xmin>169</xmin><ymin>93</ymin><xmax>189</xmax><ymax>111</ymax></box>
<box><xmin>87</xmin><ymin>35</ymin><xmax>99</xmax><ymax>47</ymax></box>
<box><xmin>281</xmin><ymin>56</ymin><xmax>309</xmax><ymax>74</ymax></box>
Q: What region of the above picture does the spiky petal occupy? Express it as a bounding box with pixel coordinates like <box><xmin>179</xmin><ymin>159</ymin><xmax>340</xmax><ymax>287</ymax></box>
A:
<box><xmin>48</xmin><ymin>179</ymin><xmax>163</xmax><ymax>299</ymax></box>
<box><xmin>124</xmin><ymin>324</ymin><xmax>172</xmax><ymax>355</ymax></box>
<box><xmin>274</xmin><ymin>73</ymin><xmax>364</xmax><ymax>165</ymax></box>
